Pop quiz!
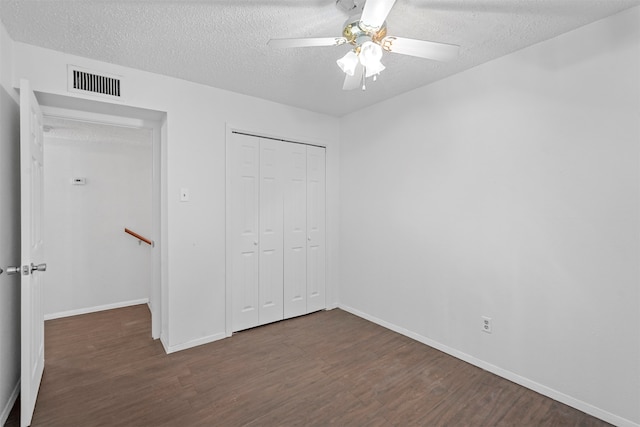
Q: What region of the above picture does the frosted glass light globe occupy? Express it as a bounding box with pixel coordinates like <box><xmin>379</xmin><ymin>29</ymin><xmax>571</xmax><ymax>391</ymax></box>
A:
<box><xmin>359</xmin><ymin>41</ymin><xmax>383</xmax><ymax>68</ymax></box>
<box><xmin>336</xmin><ymin>50</ymin><xmax>359</xmax><ymax>76</ymax></box>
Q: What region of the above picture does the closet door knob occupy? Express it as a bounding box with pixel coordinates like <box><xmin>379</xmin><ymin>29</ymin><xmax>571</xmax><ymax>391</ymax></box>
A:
<box><xmin>254</xmin><ymin>241</ymin><xmax>258</xmax><ymax>246</ymax></box>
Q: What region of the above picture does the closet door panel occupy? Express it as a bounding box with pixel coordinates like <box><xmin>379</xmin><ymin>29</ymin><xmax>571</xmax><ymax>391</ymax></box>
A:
<box><xmin>306</xmin><ymin>145</ymin><xmax>326</xmax><ymax>313</ymax></box>
<box><xmin>283</xmin><ymin>143</ymin><xmax>308</xmax><ymax>318</ymax></box>
<box><xmin>259</xmin><ymin>139</ymin><xmax>284</xmax><ymax>325</ymax></box>
<box><xmin>230</xmin><ymin>133</ymin><xmax>260</xmax><ymax>332</ymax></box>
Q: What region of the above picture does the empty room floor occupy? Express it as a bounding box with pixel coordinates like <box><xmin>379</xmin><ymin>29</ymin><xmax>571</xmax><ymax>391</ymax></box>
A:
<box><xmin>6</xmin><ymin>305</ymin><xmax>610</xmax><ymax>426</ymax></box>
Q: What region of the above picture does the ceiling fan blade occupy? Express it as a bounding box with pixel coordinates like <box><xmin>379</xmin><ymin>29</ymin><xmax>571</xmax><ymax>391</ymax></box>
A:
<box><xmin>343</xmin><ymin>63</ymin><xmax>364</xmax><ymax>90</ymax></box>
<box><xmin>360</xmin><ymin>0</ymin><xmax>397</xmax><ymax>31</ymax></box>
<box><xmin>382</xmin><ymin>36</ymin><xmax>459</xmax><ymax>62</ymax></box>
<box><xmin>268</xmin><ymin>37</ymin><xmax>347</xmax><ymax>48</ymax></box>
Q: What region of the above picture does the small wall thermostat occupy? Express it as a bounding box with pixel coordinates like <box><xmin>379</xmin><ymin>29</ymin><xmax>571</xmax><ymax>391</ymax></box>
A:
<box><xmin>72</xmin><ymin>177</ymin><xmax>87</xmax><ymax>185</ymax></box>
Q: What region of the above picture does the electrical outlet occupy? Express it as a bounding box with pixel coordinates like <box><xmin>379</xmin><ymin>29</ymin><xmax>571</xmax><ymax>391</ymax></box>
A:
<box><xmin>482</xmin><ymin>316</ymin><xmax>492</xmax><ymax>334</ymax></box>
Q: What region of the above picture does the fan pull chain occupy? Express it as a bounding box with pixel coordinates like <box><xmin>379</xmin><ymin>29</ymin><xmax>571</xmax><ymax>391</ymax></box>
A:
<box><xmin>362</xmin><ymin>67</ymin><xmax>366</xmax><ymax>90</ymax></box>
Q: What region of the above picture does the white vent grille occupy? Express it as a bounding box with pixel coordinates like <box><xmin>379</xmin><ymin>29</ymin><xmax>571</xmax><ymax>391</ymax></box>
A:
<box><xmin>67</xmin><ymin>66</ymin><xmax>122</xmax><ymax>99</ymax></box>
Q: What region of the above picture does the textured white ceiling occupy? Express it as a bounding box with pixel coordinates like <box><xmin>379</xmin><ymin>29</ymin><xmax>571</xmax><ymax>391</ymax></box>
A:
<box><xmin>1</xmin><ymin>0</ymin><xmax>639</xmax><ymax>116</ymax></box>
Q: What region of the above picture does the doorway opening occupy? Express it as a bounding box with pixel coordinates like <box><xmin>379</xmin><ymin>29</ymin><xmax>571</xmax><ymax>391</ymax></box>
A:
<box><xmin>38</xmin><ymin>92</ymin><xmax>165</xmax><ymax>341</ymax></box>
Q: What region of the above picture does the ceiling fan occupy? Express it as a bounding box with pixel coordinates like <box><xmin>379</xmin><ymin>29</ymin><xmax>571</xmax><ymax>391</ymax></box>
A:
<box><xmin>267</xmin><ymin>0</ymin><xmax>460</xmax><ymax>91</ymax></box>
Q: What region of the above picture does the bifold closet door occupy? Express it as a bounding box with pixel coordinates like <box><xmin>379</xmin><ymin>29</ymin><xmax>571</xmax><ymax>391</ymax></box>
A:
<box><xmin>230</xmin><ymin>134</ymin><xmax>285</xmax><ymax>332</ymax></box>
<box><xmin>306</xmin><ymin>145</ymin><xmax>326</xmax><ymax>313</ymax></box>
<box><xmin>258</xmin><ymin>139</ymin><xmax>284</xmax><ymax>325</ymax></box>
<box><xmin>229</xmin><ymin>133</ymin><xmax>260</xmax><ymax>332</ymax></box>
<box><xmin>229</xmin><ymin>134</ymin><xmax>326</xmax><ymax>332</ymax></box>
<box><xmin>283</xmin><ymin>142</ymin><xmax>308</xmax><ymax>318</ymax></box>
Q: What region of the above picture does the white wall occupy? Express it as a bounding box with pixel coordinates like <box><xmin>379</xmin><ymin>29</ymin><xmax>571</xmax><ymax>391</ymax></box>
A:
<box><xmin>0</xmin><ymin>21</ymin><xmax>20</xmax><ymax>425</ymax></box>
<box><xmin>11</xmin><ymin>41</ymin><xmax>341</xmax><ymax>353</ymax></box>
<box><xmin>339</xmin><ymin>7</ymin><xmax>639</xmax><ymax>427</ymax></box>
<box><xmin>43</xmin><ymin>132</ymin><xmax>152</xmax><ymax>317</ymax></box>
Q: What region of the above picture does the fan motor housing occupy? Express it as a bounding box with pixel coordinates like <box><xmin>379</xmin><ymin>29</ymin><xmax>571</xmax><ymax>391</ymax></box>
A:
<box><xmin>343</xmin><ymin>19</ymin><xmax>387</xmax><ymax>45</ymax></box>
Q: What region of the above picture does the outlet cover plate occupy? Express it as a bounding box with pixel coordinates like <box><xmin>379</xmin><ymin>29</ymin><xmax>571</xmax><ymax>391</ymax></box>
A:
<box><xmin>482</xmin><ymin>316</ymin><xmax>492</xmax><ymax>333</ymax></box>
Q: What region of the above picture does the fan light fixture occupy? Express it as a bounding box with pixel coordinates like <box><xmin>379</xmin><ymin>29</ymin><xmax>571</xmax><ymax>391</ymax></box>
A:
<box><xmin>336</xmin><ymin>41</ymin><xmax>385</xmax><ymax>88</ymax></box>
<box><xmin>336</xmin><ymin>20</ymin><xmax>388</xmax><ymax>88</ymax></box>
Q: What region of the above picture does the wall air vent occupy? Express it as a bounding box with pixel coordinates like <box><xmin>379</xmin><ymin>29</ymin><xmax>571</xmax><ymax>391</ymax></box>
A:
<box><xmin>67</xmin><ymin>66</ymin><xmax>123</xmax><ymax>100</ymax></box>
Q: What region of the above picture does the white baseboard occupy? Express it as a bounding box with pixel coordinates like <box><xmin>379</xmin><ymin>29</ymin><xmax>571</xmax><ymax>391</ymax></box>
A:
<box><xmin>338</xmin><ymin>304</ymin><xmax>638</xmax><ymax>427</ymax></box>
<box><xmin>164</xmin><ymin>332</ymin><xmax>226</xmax><ymax>354</ymax></box>
<box><xmin>0</xmin><ymin>380</ymin><xmax>19</xmax><ymax>426</ymax></box>
<box><xmin>44</xmin><ymin>298</ymin><xmax>149</xmax><ymax>320</ymax></box>
<box><xmin>160</xmin><ymin>332</ymin><xmax>170</xmax><ymax>354</ymax></box>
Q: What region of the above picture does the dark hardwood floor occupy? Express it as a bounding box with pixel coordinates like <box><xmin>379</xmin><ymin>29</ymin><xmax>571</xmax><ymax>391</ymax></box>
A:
<box><xmin>6</xmin><ymin>305</ymin><xmax>610</xmax><ymax>426</ymax></box>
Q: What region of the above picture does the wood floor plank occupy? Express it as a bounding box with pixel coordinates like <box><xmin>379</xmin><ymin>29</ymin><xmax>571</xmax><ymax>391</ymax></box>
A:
<box><xmin>5</xmin><ymin>305</ymin><xmax>612</xmax><ymax>426</ymax></box>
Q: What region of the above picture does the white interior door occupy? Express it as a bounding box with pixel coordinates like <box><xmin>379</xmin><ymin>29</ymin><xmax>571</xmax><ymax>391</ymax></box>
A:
<box><xmin>306</xmin><ymin>145</ymin><xmax>326</xmax><ymax>313</ymax></box>
<box><xmin>20</xmin><ymin>79</ymin><xmax>46</xmax><ymax>427</ymax></box>
<box><xmin>283</xmin><ymin>143</ymin><xmax>308</xmax><ymax>318</ymax></box>
<box><xmin>258</xmin><ymin>138</ymin><xmax>284</xmax><ymax>325</ymax></box>
<box><xmin>229</xmin><ymin>133</ymin><xmax>260</xmax><ymax>332</ymax></box>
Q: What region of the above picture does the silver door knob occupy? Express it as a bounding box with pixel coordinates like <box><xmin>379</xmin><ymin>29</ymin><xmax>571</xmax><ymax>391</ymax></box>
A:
<box><xmin>31</xmin><ymin>263</ymin><xmax>47</xmax><ymax>273</ymax></box>
<box><xmin>6</xmin><ymin>266</ymin><xmax>22</xmax><ymax>275</ymax></box>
